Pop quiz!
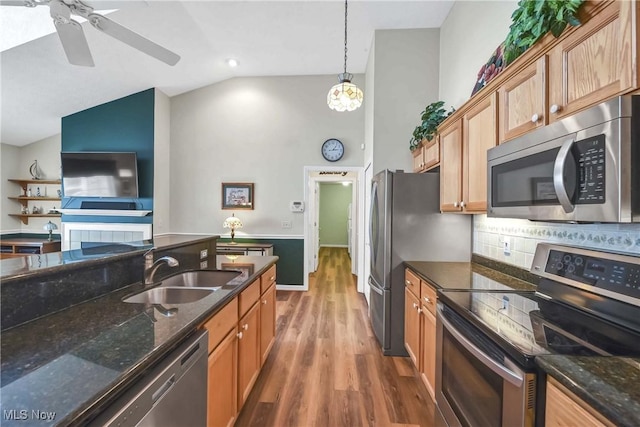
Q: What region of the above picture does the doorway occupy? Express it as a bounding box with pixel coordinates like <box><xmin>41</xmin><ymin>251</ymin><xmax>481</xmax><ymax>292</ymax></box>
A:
<box><xmin>303</xmin><ymin>166</ymin><xmax>364</xmax><ymax>293</ymax></box>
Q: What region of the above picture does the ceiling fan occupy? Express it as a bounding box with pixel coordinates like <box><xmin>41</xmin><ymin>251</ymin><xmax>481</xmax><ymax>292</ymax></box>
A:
<box><xmin>0</xmin><ymin>0</ymin><xmax>180</xmax><ymax>67</ymax></box>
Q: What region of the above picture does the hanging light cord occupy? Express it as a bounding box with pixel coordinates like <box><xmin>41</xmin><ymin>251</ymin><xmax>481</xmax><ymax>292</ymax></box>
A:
<box><xmin>343</xmin><ymin>0</ymin><xmax>348</xmax><ymax>74</ymax></box>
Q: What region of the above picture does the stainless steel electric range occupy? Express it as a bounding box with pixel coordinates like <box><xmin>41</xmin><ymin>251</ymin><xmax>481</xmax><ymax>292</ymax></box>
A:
<box><xmin>435</xmin><ymin>243</ymin><xmax>640</xmax><ymax>427</ymax></box>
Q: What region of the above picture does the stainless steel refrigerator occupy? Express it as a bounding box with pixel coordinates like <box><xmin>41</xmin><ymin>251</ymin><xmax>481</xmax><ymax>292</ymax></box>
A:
<box><xmin>368</xmin><ymin>170</ymin><xmax>471</xmax><ymax>356</ymax></box>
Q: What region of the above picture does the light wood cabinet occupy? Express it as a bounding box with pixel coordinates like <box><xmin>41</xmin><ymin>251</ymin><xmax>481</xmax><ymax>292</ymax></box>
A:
<box><xmin>404</xmin><ymin>268</ymin><xmax>438</xmax><ymax>401</ymax></box>
<box><xmin>420</xmin><ymin>303</ymin><xmax>437</xmax><ymax>400</ymax></box>
<box><xmin>412</xmin><ymin>138</ymin><xmax>440</xmax><ymax>173</ymax></box>
<box><xmin>498</xmin><ymin>57</ymin><xmax>547</xmax><ymax>143</ymax></box>
<box><xmin>260</xmin><ymin>283</ymin><xmax>276</xmax><ymax>366</ymax></box>
<box><xmin>439</xmin><ymin>119</ymin><xmax>464</xmax><ymax>212</ymax></box>
<box><xmin>440</xmin><ymin>92</ymin><xmax>496</xmax><ymax>213</ymax></box>
<box><xmin>548</xmin><ymin>1</ymin><xmax>638</xmax><ymax>123</ymax></box>
<box><xmin>545</xmin><ymin>377</ymin><xmax>614</xmax><ymax>427</ymax></box>
<box><xmin>207</xmin><ymin>327</ymin><xmax>238</xmax><ymax>427</ymax></box>
<box><xmin>202</xmin><ymin>262</ymin><xmax>277</xmax><ymax>427</ymax></box>
<box><xmin>237</xmin><ymin>301</ymin><xmax>261</xmax><ymax>408</ymax></box>
<box><xmin>404</xmin><ymin>286</ymin><xmax>421</xmax><ymax>367</ymax></box>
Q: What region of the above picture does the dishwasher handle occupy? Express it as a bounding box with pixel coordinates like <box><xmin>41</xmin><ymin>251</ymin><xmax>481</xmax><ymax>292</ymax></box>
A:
<box><xmin>152</xmin><ymin>375</ymin><xmax>176</xmax><ymax>404</ymax></box>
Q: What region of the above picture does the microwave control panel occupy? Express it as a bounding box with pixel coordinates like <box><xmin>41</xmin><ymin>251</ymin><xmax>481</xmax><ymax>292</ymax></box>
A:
<box><xmin>575</xmin><ymin>134</ymin><xmax>605</xmax><ymax>204</ymax></box>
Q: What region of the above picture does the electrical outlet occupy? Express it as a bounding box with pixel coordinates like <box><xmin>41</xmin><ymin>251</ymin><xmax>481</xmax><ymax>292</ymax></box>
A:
<box><xmin>503</xmin><ymin>237</ymin><xmax>511</xmax><ymax>256</ymax></box>
<box><xmin>200</xmin><ymin>249</ymin><xmax>208</xmax><ymax>259</ymax></box>
<box><xmin>281</xmin><ymin>220</ymin><xmax>292</xmax><ymax>229</ymax></box>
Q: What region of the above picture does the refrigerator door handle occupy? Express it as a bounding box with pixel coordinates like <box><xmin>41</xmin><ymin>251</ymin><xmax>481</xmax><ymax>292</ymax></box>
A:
<box><xmin>369</xmin><ymin>277</ymin><xmax>384</xmax><ymax>295</ymax></box>
<box><xmin>369</xmin><ymin>180</ymin><xmax>378</xmax><ymax>265</ymax></box>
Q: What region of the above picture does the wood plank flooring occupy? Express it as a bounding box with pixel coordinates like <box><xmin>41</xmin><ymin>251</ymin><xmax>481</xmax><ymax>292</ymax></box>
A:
<box><xmin>235</xmin><ymin>247</ymin><xmax>437</xmax><ymax>427</ymax></box>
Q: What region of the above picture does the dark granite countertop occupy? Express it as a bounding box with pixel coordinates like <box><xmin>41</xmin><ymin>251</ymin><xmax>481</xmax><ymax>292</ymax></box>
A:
<box><xmin>0</xmin><ymin>234</ymin><xmax>219</xmax><ymax>281</ymax></box>
<box><xmin>404</xmin><ymin>259</ymin><xmax>537</xmax><ymax>291</ymax></box>
<box><xmin>0</xmin><ymin>255</ymin><xmax>277</xmax><ymax>427</ymax></box>
<box><xmin>537</xmin><ymin>355</ymin><xmax>640</xmax><ymax>426</ymax></box>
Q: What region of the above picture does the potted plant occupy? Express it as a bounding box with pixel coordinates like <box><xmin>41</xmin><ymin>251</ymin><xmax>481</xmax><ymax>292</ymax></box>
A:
<box><xmin>503</xmin><ymin>0</ymin><xmax>584</xmax><ymax>65</ymax></box>
<box><xmin>409</xmin><ymin>101</ymin><xmax>455</xmax><ymax>152</ymax></box>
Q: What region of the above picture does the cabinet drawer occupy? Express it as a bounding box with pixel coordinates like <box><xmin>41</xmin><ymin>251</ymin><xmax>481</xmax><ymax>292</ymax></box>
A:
<box><xmin>421</xmin><ymin>282</ymin><xmax>437</xmax><ymax>315</ymax></box>
<box><xmin>261</xmin><ymin>264</ymin><xmax>276</xmax><ymax>294</ymax></box>
<box><xmin>239</xmin><ymin>279</ymin><xmax>260</xmax><ymax>317</ymax></box>
<box><xmin>203</xmin><ymin>298</ymin><xmax>238</xmax><ymax>354</ymax></box>
<box><xmin>404</xmin><ymin>269</ymin><xmax>421</xmax><ymax>297</ymax></box>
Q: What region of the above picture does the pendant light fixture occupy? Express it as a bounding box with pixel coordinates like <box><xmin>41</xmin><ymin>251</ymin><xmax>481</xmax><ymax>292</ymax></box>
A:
<box><xmin>327</xmin><ymin>0</ymin><xmax>363</xmax><ymax>112</ymax></box>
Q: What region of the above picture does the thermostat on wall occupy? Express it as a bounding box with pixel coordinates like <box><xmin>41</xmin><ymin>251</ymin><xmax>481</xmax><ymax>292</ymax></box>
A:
<box><xmin>290</xmin><ymin>201</ymin><xmax>305</xmax><ymax>213</ymax></box>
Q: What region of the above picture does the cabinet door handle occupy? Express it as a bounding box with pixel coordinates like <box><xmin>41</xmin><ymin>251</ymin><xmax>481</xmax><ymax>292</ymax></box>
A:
<box><xmin>417</xmin><ymin>308</ymin><xmax>422</xmax><ymax>314</ymax></box>
<box><xmin>405</xmin><ymin>280</ymin><xmax>411</xmax><ymax>286</ymax></box>
<box><xmin>531</xmin><ymin>113</ymin><xmax>540</xmax><ymax>123</ymax></box>
<box><xmin>262</xmin><ymin>299</ymin><xmax>267</xmax><ymax>305</ymax></box>
<box><xmin>237</xmin><ymin>331</ymin><xmax>243</xmax><ymax>339</ymax></box>
<box><xmin>270</xmin><ymin>276</ymin><xmax>275</xmax><ymax>281</ymax></box>
<box><xmin>412</xmin><ymin>302</ymin><xmax>418</xmax><ymax>309</ymax></box>
<box><xmin>460</xmin><ymin>201</ymin><xmax>466</xmax><ymax>208</ymax></box>
<box><xmin>424</xmin><ymin>297</ymin><xmax>432</xmax><ymax>304</ymax></box>
<box><xmin>242</xmin><ymin>324</ymin><xmax>249</xmax><ymax>331</ymax></box>
<box><xmin>550</xmin><ymin>104</ymin><xmax>561</xmax><ymax>114</ymax></box>
<box><xmin>453</xmin><ymin>202</ymin><xmax>459</xmax><ymax>208</ymax></box>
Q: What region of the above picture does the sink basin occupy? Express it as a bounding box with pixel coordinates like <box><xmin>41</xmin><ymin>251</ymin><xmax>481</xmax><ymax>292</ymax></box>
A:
<box><xmin>123</xmin><ymin>287</ymin><xmax>214</xmax><ymax>304</ymax></box>
<box><xmin>160</xmin><ymin>270</ymin><xmax>242</xmax><ymax>288</ymax></box>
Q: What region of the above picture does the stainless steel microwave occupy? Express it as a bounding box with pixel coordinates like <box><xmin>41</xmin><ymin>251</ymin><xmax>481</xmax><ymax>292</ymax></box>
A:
<box><xmin>487</xmin><ymin>95</ymin><xmax>639</xmax><ymax>223</ymax></box>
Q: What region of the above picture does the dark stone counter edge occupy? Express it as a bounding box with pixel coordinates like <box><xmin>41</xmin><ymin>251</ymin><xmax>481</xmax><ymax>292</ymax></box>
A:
<box><xmin>536</xmin><ymin>356</ymin><xmax>638</xmax><ymax>427</ymax></box>
<box><xmin>1</xmin><ymin>235</ymin><xmax>220</xmax><ymax>283</ymax></box>
<box><xmin>65</xmin><ymin>256</ymin><xmax>277</xmax><ymax>426</ymax></box>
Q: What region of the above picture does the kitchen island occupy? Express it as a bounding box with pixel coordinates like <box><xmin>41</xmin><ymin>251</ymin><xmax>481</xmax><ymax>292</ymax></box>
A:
<box><xmin>1</xmin><ymin>235</ymin><xmax>277</xmax><ymax>426</ymax></box>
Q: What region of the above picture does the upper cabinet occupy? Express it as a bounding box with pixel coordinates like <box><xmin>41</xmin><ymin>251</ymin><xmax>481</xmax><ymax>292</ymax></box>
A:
<box><xmin>548</xmin><ymin>0</ymin><xmax>637</xmax><ymax>122</ymax></box>
<box><xmin>440</xmin><ymin>92</ymin><xmax>497</xmax><ymax>213</ymax></box>
<box><xmin>412</xmin><ymin>138</ymin><xmax>440</xmax><ymax>173</ymax></box>
<box><xmin>436</xmin><ymin>0</ymin><xmax>640</xmax><ymax>213</ymax></box>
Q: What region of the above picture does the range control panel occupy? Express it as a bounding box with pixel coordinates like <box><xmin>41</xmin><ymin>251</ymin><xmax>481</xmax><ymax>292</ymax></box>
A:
<box><xmin>545</xmin><ymin>249</ymin><xmax>640</xmax><ymax>298</ymax></box>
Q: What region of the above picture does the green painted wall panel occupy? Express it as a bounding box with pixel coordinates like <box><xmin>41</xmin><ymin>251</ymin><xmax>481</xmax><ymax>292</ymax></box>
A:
<box><xmin>218</xmin><ymin>238</ymin><xmax>303</xmax><ymax>286</ymax></box>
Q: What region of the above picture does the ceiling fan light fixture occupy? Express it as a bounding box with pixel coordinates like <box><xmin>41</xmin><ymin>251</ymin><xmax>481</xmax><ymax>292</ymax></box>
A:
<box><xmin>327</xmin><ymin>0</ymin><xmax>362</xmax><ymax>112</ymax></box>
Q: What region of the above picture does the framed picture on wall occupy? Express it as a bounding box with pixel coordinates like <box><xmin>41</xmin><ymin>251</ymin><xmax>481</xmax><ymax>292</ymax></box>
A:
<box><xmin>222</xmin><ymin>182</ymin><xmax>254</xmax><ymax>210</ymax></box>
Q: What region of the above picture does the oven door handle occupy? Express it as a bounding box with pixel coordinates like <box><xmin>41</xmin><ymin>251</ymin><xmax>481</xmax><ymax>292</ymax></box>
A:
<box><xmin>438</xmin><ymin>305</ymin><xmax>524</xmax><ymax>387</ymax></box>
<box><xmin>553</xmin><ymin>138</ymin><xmax>576</xmax><ymax>214</ymax></box>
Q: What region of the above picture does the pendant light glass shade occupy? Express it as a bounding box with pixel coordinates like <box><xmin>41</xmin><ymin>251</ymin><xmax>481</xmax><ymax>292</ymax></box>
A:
<box><xmin>327</xmin><ymin>73</ymin><xmax>363</xmax><ymax>112</ymax></box>
<box><xmin>327</xmin><ymin>0</ymin><xmax>362</xmax><ymax>112</ymax></box>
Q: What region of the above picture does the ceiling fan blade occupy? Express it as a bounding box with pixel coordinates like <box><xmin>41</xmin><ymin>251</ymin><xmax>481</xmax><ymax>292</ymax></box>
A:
<box><xmin>0</xmin><ymin>0</ymin><xmax>44</xmax><ymax>5</ymax></box>
<box><xmin>88</xmin><ymin>13</ymin><xmax>180</xmax><ymax>66</ymax></box>
<box><xmin>54</xmin><ymin>19</ymin><xmax>95</xmax><ymax>66</ymax></box>
<box><xmin>83</xmin><ymin>0</ymin><xmax>147</xmax><ymax>10</ymax></box>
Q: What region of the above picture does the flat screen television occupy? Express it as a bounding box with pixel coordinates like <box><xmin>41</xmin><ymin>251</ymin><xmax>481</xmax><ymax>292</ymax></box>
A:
<box><xmin>61</xmin><ymin>152</ymin><xmax>139</xmax><ymax>198</ymax></box>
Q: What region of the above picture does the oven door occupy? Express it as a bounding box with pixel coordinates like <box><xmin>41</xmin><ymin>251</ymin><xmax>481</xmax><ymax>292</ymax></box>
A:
<box><xmin>487</xmin><ymin>117</ymin><xmax>628</xmax><ymax>222</ymax></box>
<box><xmin>436</xmin><ymin>303</ymin><xmax>536</xmax><ymax>427</ymax></box>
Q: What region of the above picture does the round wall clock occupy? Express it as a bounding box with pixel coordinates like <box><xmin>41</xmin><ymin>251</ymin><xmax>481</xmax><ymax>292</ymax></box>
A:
<box><xmin>321</xmin><ymin>138</ymin><xmax>344</xmax><ymax>162</ymax></box>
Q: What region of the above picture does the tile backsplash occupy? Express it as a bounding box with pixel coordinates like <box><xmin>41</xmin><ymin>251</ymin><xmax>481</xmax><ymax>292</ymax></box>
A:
<box><xmin>473</xmin><ymin>215</ymin><xmax>640</xmax><ymax>270</ymax></box>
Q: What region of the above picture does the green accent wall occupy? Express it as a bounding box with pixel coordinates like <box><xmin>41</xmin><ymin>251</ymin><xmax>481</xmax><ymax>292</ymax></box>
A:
<box><xmin>60</xmin><ymin>89</ymin><xmax>155</xmax><ymax>223</ymax></box>
<box><xmin>319</xmin><ymin>183</ymin><xmax>352</xmax><ymax>246</ymax></box>
<box><xmin>217</xmin><ymin>238</ymin><xmax>303</xmax><ymax>285</ymax></box>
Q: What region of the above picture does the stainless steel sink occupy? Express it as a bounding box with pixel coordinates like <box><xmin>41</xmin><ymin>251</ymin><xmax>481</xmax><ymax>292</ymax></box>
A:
<box><xmin>159</xmin><ymin>270</ymin><xmax>242</xmax><ymax>288</ymax></box>
<box><xmin>123</xmin><ymin>287</ymin><xmax>215</xmax><ymax>305</ymax></box>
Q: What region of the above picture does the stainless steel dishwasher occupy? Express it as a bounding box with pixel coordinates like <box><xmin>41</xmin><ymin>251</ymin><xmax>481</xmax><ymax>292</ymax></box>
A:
<box><xmin>89</xmin><ymin>330</ymin><xmax>208</xmax><ymax>427</ymax></box>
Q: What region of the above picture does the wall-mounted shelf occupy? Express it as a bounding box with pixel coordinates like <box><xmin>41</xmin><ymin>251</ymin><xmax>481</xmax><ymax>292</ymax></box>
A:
<box><xmin>7</xmin><ymin>179</ymin><xmax>62</xmax><ymax>225</ymax></box>
<box><xmin>58</xmin><ymin>209</ymin><xmax>152</xmax><ymax>217</ymax></box>
<box><xmin>8</xmin><ymin>213</ymin><xmax>62</xmax><ymax>225</ymax></box>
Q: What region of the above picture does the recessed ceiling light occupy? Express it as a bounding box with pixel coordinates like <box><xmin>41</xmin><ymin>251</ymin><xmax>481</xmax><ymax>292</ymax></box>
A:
<box><xmin>226</xmin><ymin>58</ymin><xmax>238</xmax><ymax>68</ymax></box>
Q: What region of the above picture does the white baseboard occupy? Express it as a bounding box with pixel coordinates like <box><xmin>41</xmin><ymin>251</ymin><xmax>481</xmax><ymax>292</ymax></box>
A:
<box><xmin>276</xmin><ymin>284</ymin><xmax>305</xmax><ymax>291</ymax></box>
<box><xmin>319</xmin><ymin>244</ymin><xmax>348</xmax><ymax>248</ymax></box>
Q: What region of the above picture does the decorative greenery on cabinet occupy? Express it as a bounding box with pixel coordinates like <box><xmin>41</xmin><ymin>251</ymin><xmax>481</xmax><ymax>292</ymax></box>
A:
<box><xmin>503</xmin><ymin>0</ymin><xmax>584</xmax><ymax>64</ymax></box>
<box><xmin>409</xmin><ymin>101</ymin><xmax>454</xmax><ymax>152</ymax></box>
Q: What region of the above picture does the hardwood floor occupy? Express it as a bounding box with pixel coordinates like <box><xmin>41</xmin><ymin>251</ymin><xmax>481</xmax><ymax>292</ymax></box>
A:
<box><xmin>235</xmin><ymin>247</ymin><xmax>437</xmax><ymax>427</ymax></box>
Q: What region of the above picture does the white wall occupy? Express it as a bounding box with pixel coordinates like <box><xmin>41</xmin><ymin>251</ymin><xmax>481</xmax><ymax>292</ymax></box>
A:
<box><xmin>153</xmin><ymin>89</ymin><xmax>172</xmax><ymax>236</ymax></box>
<box><xmin>439</xmin><ymin>0</ymin><xmax>640</xmax><ymax>266</ymax></box>
<box><xmin>439</xmin><ymin>0</ymin><xmax>516</xmax><ymax>108</ymax></box>
<box><xmin>0</xmin><ymin>135</ymin><xmax>62</xmax><ymax>234</ymax></box>
<box><xmin>169</xmin><ymin>75</ymin><xmax>365</xmax><ymax>237</ymax></box>
<box><xmin>372</xmin><ymin>29</ymin><xmax>440</xmax><ymax>174</ymax></box>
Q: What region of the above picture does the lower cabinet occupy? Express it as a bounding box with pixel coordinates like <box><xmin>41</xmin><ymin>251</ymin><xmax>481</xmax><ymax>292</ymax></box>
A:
<box><xmin>238</xmin><ymin>301</ymin><xmax>261</xmax><ymax>408</ymax></box>
<box><xmin>404</xmin><ymin>268</ymin><xmax>438</xmax><ymax>401</ymax></box>
<box><xmin>208</xmin><ymin>327</ymin><xmax>238</xmax><ymax>427</ymax></box>
<box><xmin>545</xmin><ymin>377</ymin><xmax>614</xmax><ymax>427</ymax></box>
<box><xmin>202</xmin><ymin>263</ymin><xmax>278</xmax><ymax>426</ymax></box>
